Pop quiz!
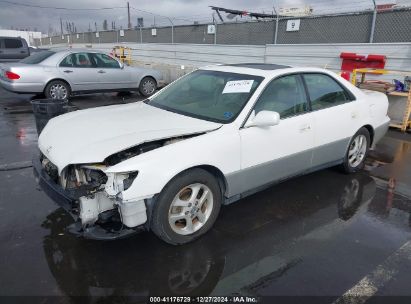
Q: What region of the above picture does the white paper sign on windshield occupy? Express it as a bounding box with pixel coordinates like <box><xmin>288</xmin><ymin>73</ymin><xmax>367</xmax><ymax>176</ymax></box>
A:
<box><xmin>222</xmin><ymin>80</ymin><xmax>254</xmax><ymax>94</ymax></box>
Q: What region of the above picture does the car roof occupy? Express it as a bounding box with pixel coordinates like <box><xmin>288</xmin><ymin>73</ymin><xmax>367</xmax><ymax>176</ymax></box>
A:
<box><xmin>49</xmin><ymin>48</ymin><xmax>110</xmax><ymax>54</ymax></box>
<box><xmin>223</xmin><ymin>63</ymin><xmax>291</xmax><ymax>70</ymax></box>
<box><xmin>200</xmin><ymin>64</ymin><xmax>345</xmax><ymax>79</ymax></box>
<box><xmin>0</xmin><ymin>36</ymin><xmax>26</xmax><ymax>40</ymax></box>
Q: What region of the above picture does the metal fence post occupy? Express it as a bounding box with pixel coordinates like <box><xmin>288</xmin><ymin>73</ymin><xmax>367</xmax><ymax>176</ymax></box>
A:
<box><xmin>167</xmin><ymin>18</ymin><xmax>174</xmax><ymax>44</ymax></box>
<box><xmin>369</xmin><ymin>0</ymin><xmax>377</xmax><ymax>43</ymax></box>
<box><xmin>274</xmin><ymin>15</ymin><xmax>279</xmax><ymax>44</ymax></box>
<box><xmin>214</xmin><ymin>20</ymin><xmax>217</xmax><ymax>44</ymax></box>
<box><xmin>273</xmin><ymin>3</ymin><xmax>279</xmax><ymax>44</ymax></box>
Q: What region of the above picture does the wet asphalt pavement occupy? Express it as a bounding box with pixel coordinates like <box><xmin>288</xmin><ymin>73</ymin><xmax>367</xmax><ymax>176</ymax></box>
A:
<box><xmin>0</xmin><ymin>86</ymin><xmax>410</xmax><ymax>303</ymax></box>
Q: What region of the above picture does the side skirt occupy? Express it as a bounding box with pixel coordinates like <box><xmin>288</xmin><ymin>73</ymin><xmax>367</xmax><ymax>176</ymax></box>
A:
<box><xmin>223</xmin><ymin>159</ymin><xmax>344</xmax><ymax>205</ymax></box>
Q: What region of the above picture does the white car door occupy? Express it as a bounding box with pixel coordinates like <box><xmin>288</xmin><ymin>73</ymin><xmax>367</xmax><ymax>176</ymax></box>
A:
<box><xmin>90</xmin><ymin>53</ymin><xmax>132</xmax><ymax>90</ymax></box>
<box><xmin>302</xmin><ymin>73</ymin><xmax>361</xmax><ymax>168</ymax></box>
<box><xmin>58</xmin><ymin>52</ymin><xmax>101</xmax><ymax>91</ymax></box>
<box><xmin>239</xmin><ymin>74</ymin><xmax>315</xmax><ymax>193</ymax></box>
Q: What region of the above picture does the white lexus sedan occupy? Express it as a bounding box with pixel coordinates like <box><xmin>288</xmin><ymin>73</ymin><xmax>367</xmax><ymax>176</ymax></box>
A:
<box><xmin>34</xmin><ymin>63</ymin><xmax>390</xmax><ymax>244</ymax></box>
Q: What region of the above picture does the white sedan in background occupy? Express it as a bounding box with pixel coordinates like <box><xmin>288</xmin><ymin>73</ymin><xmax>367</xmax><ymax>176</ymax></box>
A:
<box><xmin>34</xmin><ymin>63</ymin><xmax>390</xmax><ymax>245</ymax></box>
<box><xmin>0</xmin><ymin>49</ymin><xmax>163</xmax><ymax>99</ymax></box>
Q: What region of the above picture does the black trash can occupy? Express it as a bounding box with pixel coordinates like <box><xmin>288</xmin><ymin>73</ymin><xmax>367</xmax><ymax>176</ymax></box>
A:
<box><xmin>31</xmin><ymin>99</ymin><xmax>69</xmax><ymax>135</ymax></box>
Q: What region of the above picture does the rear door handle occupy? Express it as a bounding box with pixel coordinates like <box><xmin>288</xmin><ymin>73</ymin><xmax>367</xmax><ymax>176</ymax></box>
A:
<box><xmin>98</xmin><ymin>70</ymin><xmax>106</xmax><ymax>74</ymax></box>
<box><xmin>63</xmin><ymin>70</ymin><xmax>73</xmax><ymax>73</ymax></box>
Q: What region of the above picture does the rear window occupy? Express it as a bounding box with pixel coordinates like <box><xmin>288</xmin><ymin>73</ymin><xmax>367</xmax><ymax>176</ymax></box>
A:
<box><xmin>4</xmin><ymin>38</ymin><xmax>23</xmax><ymax>49</ymax></box>
<box><xmin>20</xmin><ymin>51</ymin><xmax>55</xmax><ymax>64</ymax></box>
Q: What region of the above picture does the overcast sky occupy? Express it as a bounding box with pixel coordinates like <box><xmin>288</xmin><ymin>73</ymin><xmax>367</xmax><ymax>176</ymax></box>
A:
<box><xmin>0</xmin><ymin>0</ymin><xmax>410</xmax><ymax>34</ymax></box>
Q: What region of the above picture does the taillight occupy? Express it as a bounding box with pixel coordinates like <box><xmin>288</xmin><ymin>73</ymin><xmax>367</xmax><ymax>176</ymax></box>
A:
<box><xmin>5</xmin><ymin>71</ymin><xmax>20</xmax><ymax>80</ymax></box>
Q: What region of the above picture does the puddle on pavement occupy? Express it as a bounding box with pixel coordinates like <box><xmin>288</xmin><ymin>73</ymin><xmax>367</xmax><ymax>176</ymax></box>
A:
<box><xmin>37</xmin><ymin>170</ymin><xmax>411</xmax><ymax>298</ymax></box>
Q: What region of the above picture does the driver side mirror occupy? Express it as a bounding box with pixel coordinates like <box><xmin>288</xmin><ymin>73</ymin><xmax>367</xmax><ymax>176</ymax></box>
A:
<box><xmin>245</xmin><ymin>110</ymin><xmax>280</xmax><ymax>128</ymax></box>
<box><xmin>119</xmin><ymin>61</ymin><xmax>124</xmax><ymax>69</ymax></box>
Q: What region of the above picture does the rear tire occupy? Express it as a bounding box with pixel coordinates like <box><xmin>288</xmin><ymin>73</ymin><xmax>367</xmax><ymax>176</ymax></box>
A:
<box><xmin>45</xmin><ymin>80</ymin><xmax>71</xmax><ymax>100</ymax></box>
<box><xmin>341</xmin><ymin>127</ymin><xmax>370</xmax><ymax>173</ymax></box>
<box><xmin>139</xmin><ymin>77</ymin><xmax>157</xmax><ymax>97</ymax></box>
<box><xmin>151</xmin><ymin>169</ymin><xmax>222</xmax><ymax>245</ymax></box>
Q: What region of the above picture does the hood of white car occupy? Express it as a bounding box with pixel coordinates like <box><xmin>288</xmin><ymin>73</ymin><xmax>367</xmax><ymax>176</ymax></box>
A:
<box><xmin>38</xmin><ymin>102</ymin><xmax>221</xmax><ymax>173</ymax></box>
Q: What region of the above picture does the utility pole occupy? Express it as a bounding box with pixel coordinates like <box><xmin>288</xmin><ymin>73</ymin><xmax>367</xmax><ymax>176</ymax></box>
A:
<box><xmin>127</xmin><ymin>2</ymin><xmax>132</xmax><ymax>29</ymax></box>
<box><xmin>60</xmin><ymin>18</ymin><xmax>63</xmax><ymax>35</ymax></box>
<box><xmin>369</xmin><ymin>0</ymin><xmax>377</xmax><ymax>43</ymax></box>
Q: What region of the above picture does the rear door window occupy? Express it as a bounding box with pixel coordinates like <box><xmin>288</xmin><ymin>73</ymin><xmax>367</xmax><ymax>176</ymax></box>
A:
<box><xmin>303</xmin><ymin>73</ymin><xmax>352</xmax><ymax>110</ymax></box>
<box><xmin>4</xmin><ymin>39</ymin><xmax>23</xmax><ymax>49</ymax></box>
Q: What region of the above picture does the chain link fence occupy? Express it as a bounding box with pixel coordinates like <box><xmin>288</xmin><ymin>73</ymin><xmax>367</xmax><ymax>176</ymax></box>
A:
<box><xmin>37</xmin><ymin>7</ymin><xmax>411</xmax><ymax>47</ymax></box>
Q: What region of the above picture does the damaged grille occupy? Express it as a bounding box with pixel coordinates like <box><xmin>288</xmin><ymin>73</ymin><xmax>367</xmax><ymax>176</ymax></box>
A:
<box><xmin>40</xmin><ymin>154</ymin><xmax>108</xmax><ymax>200</ymax></box>
<box><xmin>41</xmin><ymin>154</ymin><xmax>59</xmax><ymax>183</ymax></box>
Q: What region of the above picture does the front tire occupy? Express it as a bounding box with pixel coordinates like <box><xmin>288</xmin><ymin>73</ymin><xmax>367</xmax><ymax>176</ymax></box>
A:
<box><xmin>45</xmin><ymin>80</ymin><xmax>71</xmax><ymax>100</ymax></box>
<box><xmin>139</xmin><ymin>77</ymin><xmax>157</xmax><ymax>97</ymax></box>
<box><xmin>151</xmin><ymin>169</ymin><xmax>222</xmax><ymax>245</ymax></box>
<box><xmin>341</xmin><ymin>127</ymin><xmax>370</xmax><ymax>173</ymax></box>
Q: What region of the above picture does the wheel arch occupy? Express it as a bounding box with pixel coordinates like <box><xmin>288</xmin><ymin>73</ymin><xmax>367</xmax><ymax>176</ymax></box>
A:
<box><xmin>141</xmin><ymin>75</ymin><xmax>158</xmax><ymax>85</ymax></box>
<box><xmin>161</xmin><ymin>165</ymin><xmax>229</xmax><ymax>199</ymax></box>
<box><xmin>362</xmin><ymin>124</ymin><xmax>375</xmax><ymax>146</ymax></box>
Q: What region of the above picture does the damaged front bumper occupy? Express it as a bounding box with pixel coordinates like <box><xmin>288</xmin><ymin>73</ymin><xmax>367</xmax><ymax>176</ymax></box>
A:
<box><xmin>33</xmin><ymin>155</ymin><xmax>147</xmax><ymax>240</ymax></box>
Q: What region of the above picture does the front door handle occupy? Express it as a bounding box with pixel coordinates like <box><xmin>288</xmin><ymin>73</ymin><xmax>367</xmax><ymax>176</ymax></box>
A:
<box><xmin>299</xmin><ymin>124</ymin><xmax>311</xmax><ymax>132</ymax></box>
<box><xmin>63</xmin><ymin>70</ymin><xmax>73</xmax><ymax>73</ymax></box>
<box><xmin>98</xmin><ymin>70</ymin><xmax>106</xmax><ymax>74</ymax></box>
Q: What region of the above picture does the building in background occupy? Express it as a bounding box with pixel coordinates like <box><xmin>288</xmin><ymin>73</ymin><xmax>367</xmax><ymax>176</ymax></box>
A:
<box><xmin>279</xmin><ymin>6</ymin><xmax>313</xmax><ymax>17</ymax></box>
<box><xmin>0</xmin><ymin>29</ymin><xmax>44</xmax><ymax>46</ymax></box>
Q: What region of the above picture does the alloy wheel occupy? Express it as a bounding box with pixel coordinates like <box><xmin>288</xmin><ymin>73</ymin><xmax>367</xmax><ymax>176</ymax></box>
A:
<box><xmin>49</xmin><ymin>84</ymin><xmax>68</xmax><ymax>100</ymax></box>
<box><xmin>168</xmin><ymin>183</ymin><xmax>214</xmax><ymax>235</ymax></box>
<box><xmin>348</xmin><ymin>134</ymin><xmax>367</xmax><ymax>168</ymax></box>
<box><xmin>142</xmin><ymin>79</ymin><xmax>156</xmax><ymax>95</ymax></box>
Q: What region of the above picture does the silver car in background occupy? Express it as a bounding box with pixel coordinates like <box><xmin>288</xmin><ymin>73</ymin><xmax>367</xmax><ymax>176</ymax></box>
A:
<box><xmin>0</xmin><ymin>49</ymin><xmax>163</xmax><ymax>99</ymax></box>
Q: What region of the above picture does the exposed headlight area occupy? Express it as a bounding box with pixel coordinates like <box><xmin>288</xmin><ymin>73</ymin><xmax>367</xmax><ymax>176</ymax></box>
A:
<box><xmin>40</xmin><ymin>153</ymin><xmax>144</xmax><ymax>230</ymax></box>
<box><xmin>105</xmin><ymin>171</ymin><xmax>139</xmax><ymax>197</ymax></box>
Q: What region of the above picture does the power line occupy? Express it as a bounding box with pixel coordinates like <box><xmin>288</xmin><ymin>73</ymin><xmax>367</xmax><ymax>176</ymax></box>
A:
<box><xmin>0</xmin><ymin>0</ymin><xmax>126</xmax><ymax>10</ymax></box>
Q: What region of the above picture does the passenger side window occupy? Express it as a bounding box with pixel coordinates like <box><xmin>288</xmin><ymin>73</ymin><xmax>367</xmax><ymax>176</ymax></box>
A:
<box><xmin>91</xmin><ymin>53</ymin><xmax>120</xmax><ymax>68</ymax></box>
<box><xmin>60</xmin><ymin>54</ymin><xmax>74</xmax><ymax>67</ymax></box>
<box><xmin>254</xmin><ymin>75</ymin><xmax>308</xmax><ymax>119</ymax></box>
<box><xmin>71</xmin><ymin>53</ymin><xmax>94</xmax><ymax>68</ymax></box>
<box><xmin>4</xmin><ymin>39</ymin><xmax>23</xmax><ymax>49</ymax></box>
<box><xmin>303</xmin><ymin>74</ymin><xmax>351</xmax><ymax>110</ymax></box>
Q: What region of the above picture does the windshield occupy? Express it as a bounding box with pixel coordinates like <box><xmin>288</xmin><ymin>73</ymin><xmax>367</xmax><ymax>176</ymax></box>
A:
<box><xmin>20</xmin><ymin>51</ymin><xmax>55</xmax><ymax>64</ymax></box>
<box><xmin>147</xmin><ymin>70</ymin><xmax>264</xmax><ymax>123</ymax></box>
